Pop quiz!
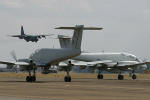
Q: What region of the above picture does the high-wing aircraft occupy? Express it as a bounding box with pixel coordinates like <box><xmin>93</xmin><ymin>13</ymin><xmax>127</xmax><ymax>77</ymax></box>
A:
<box><xmin>58</xmin><ymin>35</ymin><xmax>149</xmax><ymax>80</ymax></box>
<box><xmin>0</xmin><ymin>25</ymin><xmax>102</xmax><ymax>82</ymax></box>
<box><xmin>10</xmin><ymin>26</ymin><xmax>52</xmax><ymax>42</ymax></box>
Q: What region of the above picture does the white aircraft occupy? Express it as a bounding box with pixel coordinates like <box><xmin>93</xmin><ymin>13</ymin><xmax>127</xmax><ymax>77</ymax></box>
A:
<box><xmin>58</xmin><ymin>35</ymin><xmax>149</xmax><ymax>80</ymax></box>
<box><xmin>0</xmin><ymin>25</ymin><xmax>102</xmax><ymax>82</ymax></box>
<box><xmin>9</xmin><ymin>26</ymin><xmax>53</xmax><ymax>42</ymax></box>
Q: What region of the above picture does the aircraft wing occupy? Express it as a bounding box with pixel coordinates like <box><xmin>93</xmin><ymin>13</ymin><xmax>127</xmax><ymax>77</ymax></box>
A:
<box><xmin>0</xmin><ymin>61</ymin><xmax>29</xmax><ymax>66</ymax></box>
<box><xmin>65</xmin><ymin>60</ymin><xmax>149</xmax><ymax>70</ymax></box>
<box><xmin>0</xmin><ymin>61</ymin><xmax>15</xmax><ymax>65</ymax></box>
<box><xmin>10</xmin><ymin>35</ymin><xmax>21</xmax><ymax>37</ymax></box>
<box><xmin>59</xmin><ymin>60</ymin><xmax>113</xmax><ymax>67</ymax></box>
<box><xmin>0</xmin><ymin>60</ymin><xmax>49</xmax><ymax>67</ymax></box>
<box><xmin>115</xmin><ymin>61</ymin><xmax>150</xmax><ymax>69</ymax></box>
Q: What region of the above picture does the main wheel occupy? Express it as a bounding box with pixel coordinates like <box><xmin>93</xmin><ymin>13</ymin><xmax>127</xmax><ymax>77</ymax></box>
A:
<box><xmin>32</xmin><ymin>76</ymin><xmax>36</xmax><ymax>82</ymax></box>
<box><xmin>26</xmin><ymin>76</ymin><xmax>32</xmax><ymax>82</ymax></box>
<box><xmin>26</xmin><ymin>76</ymin><xmax>30</xmax><ymax>82</ymax></box>
<box><xmin>26</xmin><ymin>76</ymin><xmax>36</xmax><ymax>82</ymax></box>
<box><xmin>64</xmin><ymin>76</ymin><xmax>71</xmax><ymax>82</ymax></box>
<box><xmin>97</xmin><ymin>74</ymin><xmax>103</xmax><ymax>79</ymax></box>
<box><xmin>118</xmin><ymin>75</ymin><xmax>124</xmax><ymax>80</ymax></box>
<box><xmin>132</xmin><ymin>74</ymin><xmax>136</xmax><ymax>80</ymax></box>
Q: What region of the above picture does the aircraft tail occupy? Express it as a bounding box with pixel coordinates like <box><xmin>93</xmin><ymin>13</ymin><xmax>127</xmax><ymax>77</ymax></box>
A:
<box><xmin>58</xmin><ymin>35</ymin><xmax>72</xmax><ymax>48</ymax></box>
<box><xmin>21</xmin><ymin>26</ymin><xmax>25</xmax><ymax>35</ymax></box>
<box><xmin>55</xmin><ymin>25</ymin><xmax>103</xmax><ymax>49</ymax></box>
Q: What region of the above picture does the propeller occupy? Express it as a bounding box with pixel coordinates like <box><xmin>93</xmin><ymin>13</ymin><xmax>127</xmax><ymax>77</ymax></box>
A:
<box><xmin>10</xmin><ymin>50</ymin><xmax>17</xmax><ymax>62</ymax></box>
<box><xmin>9</xmin><ymin>50</ymin><xmax>18</xmax><ymax>72</ymax></box>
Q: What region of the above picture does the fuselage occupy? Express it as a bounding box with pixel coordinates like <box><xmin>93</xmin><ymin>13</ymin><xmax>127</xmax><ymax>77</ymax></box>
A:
<box><xmin>30</xmin><ymin>48</ymin><xmax>81</xmax><ymax>66</ymax></box>
<box><xmin>20</xmin><ymin>35</ymin><xmax>38</xmax><ymax>42</ymax></box>
<box><xmin>74</xmin><ymin>52</ymin><xmax>139</xmax><ymax>62</ymax></box>
<box><xmin>74</xmin><ymin>52</ymin><xmax>147</xmax><ymax>73</ymax></box>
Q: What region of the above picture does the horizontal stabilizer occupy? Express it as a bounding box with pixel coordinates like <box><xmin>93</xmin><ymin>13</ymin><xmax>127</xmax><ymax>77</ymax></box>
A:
<box><xmin>58</xmin><ymin>35</ymin><xmax>71</xmax><ymax>39</ymax></box>
<box><xmin>55</xmin><ymin>27</ymin><xmax>103</xmax><ymax>30</ymax></box>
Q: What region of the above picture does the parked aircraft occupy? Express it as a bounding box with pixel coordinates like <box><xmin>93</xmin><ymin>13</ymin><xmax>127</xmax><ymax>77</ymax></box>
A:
<box><xmin>0</xmin><ymin>25</ymin><xmax>102</xmax><ymax>82</ymax></box>
<box><xmin>58</xmin><ymin>35</ymin><xmax>149</xmax><ymax>80</ymax></box>
<box><xmin>10</xmin><ymin>26</ymin><xmax>52</xmax><ymax>42</ymax></box>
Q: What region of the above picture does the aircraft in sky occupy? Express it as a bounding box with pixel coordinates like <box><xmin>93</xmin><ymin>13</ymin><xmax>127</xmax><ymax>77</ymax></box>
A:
<box><xmin>0</xmin><ymin>25</ymin><xmax>102</xmax><ymax>82</ymax></box>
<box><xmin>10</xmin><ymin>26</ymin><xmax>52</xmax><ymax>42</ymax></box>
<box><xmin>58</xmin><ymin>35</ymin><xmax>149</xmax><ymax>80</ymax></box>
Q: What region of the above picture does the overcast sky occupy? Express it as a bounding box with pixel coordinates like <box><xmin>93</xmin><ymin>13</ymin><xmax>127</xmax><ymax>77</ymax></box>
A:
<box><xmin>0</xmin><ymin>0</ymin><xmax>150</xmax><ymax>61</ymax></box>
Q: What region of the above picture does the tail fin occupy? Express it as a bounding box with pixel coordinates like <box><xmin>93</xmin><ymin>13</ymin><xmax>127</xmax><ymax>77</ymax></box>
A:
<box><xmin>21</xmin><ymin>26</ymin><xmax>25</xmax><ymax>35</ymax></box>
<box><xmin>58</xmin><ymin>35</ymin><xmax>72</xmax><ymax>48</ymax></box>
<box><xmin>55</xmin><ymin>25</ymin><xmax>103</xmax><ymax>49</ymax></box>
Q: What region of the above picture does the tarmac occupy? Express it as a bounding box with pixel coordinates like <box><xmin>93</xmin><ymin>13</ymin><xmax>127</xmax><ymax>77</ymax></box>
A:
<box><xmin>0</xmin><ymin>73</ymin><xmax>150</xmax><ymax>100</ymax></box>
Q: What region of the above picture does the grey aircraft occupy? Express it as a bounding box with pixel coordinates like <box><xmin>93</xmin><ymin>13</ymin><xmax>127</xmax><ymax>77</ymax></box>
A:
<box><xmin>58</xmin><ymin>35</ymin><xmax>149</xmax><ymax>80</ymax></box>
<box><xmin>10</xmin><ymin>26</ymin><xmax>52</xmax><ymax>42</ymax></box>
<box><xmin>0</xmin><ymin>25</ymin><xmax>102</xmax><ymax>82</ymax></box>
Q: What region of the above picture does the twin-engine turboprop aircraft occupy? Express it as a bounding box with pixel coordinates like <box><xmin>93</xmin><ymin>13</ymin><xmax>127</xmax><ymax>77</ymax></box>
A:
<box><xmin>58</xmin><ymin>35</ymin><xmax>149</xmax><ymax>80</ymax></box>
<box><xmin>10</xmin><ymin>26</ymin><xmax>52</xmax><ymax>42</ymax></box>
<box><xmin>0</xmin><ymin>25</ymin><xmax>102</xmax><ymax>82</ymax></box>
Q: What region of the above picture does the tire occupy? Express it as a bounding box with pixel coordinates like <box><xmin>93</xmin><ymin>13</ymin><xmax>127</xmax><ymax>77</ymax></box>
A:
<box><xmin>97</xmin><ymin>74</ymin><xmax>103</xmax><ymax>79</ymax></box>
<box><xmin>118</xmin><ymin>75</ymin><xmax>124</xmax><ymax>80</ymax></box>
<box><xmin>132</xmin><ymin>74</ymin><xmax>136</xmax><ymax>80</ymax></box>
<box><xmin>26</xmin><ymin>76</ymin><xmax>34</xmax><ymax>82</ymax></box>
<box><xmin>67</xmin><ymin>76</ymin><xmax>71</xmax><ymax>82</ymax></box>
<box><xmin>26</xmin><ymin>76</ymin><xmax>30</xmax><ymax>82</ymax></box>
<box><xmin>64</xmin><ymin>76</ymin><xmax>71</xmax><ymax>82</ymax></box>
<box><xmin>32</xmin><ymin>76</ymin><xmax>36</xmax><ymax>82</ymax></box>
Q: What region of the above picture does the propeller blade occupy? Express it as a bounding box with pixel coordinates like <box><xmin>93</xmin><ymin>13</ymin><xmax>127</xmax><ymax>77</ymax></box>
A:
<box><xmin>10</xmin><ymin>51</ymin><xmax>17</xmax><ymax>62</ymax></box>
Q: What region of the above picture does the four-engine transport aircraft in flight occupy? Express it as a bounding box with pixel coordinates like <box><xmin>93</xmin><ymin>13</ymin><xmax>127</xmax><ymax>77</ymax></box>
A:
<box><xmin>10</xmin><ymin>26</ymin><xmax>53</xmax><ymax>42</ymax></box>
<box><xmin>0</xmin><ymin>25</ymin><xmax>102</xmax><ymax>82</ymax></box>
<box><xmin>58</xmin><ymin>35</ymin><xmax>150</xmax><ymax>80</ymax></box>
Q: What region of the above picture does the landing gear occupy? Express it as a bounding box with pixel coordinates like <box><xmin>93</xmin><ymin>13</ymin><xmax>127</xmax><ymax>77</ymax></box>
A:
<box><xmin>97</xmin><ymin>74</ymin><xmax>103</xmax><ymax>79</ymax></box>
<box><xmin>131</xmin><ymin>70</ymin><xmax>137</xmax><ymax>80</ymax></box>
<box><xmin>64</xmin><ymin>68</ymin><xmax>72</xmax><ymax>82</ymax></box>
<box><xmin>64</xmin><ymin>61</ymin><xmax>72</xmax><ymax>82</ymax></box>
<box><xmin>26</xmin><ymin>66</ymin><xmax>36</xmax><ymax>82</ymax></box>
<box><xmin>132</xmin><ymin>74</ymin><xmax>136</xmax><ymax>80</ymax></box>
<box><xmin>97</xmin><ymin>68</ymin><xmax>103</xmax><ymax>79</ymax></box>
<box><xmin>118</xmin><ymin>74</ymin><xmax>124</xmax><ymax>80</ymax></box>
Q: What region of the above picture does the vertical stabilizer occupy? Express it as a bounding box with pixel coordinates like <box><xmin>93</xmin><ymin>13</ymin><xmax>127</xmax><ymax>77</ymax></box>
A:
<box><xmin>71</xmin><ymin>25</ymin><xmax>84</xmax><ymax>49</ymax></box>
<box><xmin>21</xmin><ymin>26</ymin><xmax>25</xmax><ymax>35</ymax></box>
<box><xmin>58</xmin><ymin>35</ymin><xmax>72</xmax><ymax>48</ymax></box>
